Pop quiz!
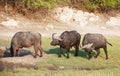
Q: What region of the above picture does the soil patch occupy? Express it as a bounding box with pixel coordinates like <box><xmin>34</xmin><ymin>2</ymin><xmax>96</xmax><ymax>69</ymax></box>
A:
<box><xmin>0</xmin><ymin>47</ymin><xmax>50</xmax><ymax>71</ymax></box>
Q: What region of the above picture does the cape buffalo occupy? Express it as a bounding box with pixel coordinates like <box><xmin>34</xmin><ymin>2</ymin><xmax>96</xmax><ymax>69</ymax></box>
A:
<box><xmin>50</xmin><ymin>30</ymin><xmax>81</xmax><ymax>58</ymax></box>
<box><xmin>82</xmin><ymin>33</ymin><xmax>112</xmax><ymax>59</ymax></box>
<box><xmin>10</xmin><ymin>31</ymin><xmax>43</xmax><ymax>58</ymax></box>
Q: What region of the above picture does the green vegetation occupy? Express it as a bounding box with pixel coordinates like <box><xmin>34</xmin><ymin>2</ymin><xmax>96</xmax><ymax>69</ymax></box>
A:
<box><xmin>0</xmin><ymin>38</ymin><xmax>10</xmax><ymax>46</ymax></box>
<box><xmin>84</xmin><ymin>0</ymin><xmax>120</xmax><ymax>12</ymax></box>
<box><xmin>23</xmin><ymin>0</ymin><xmax>120</xmax><ymax>11</ymax></box>
<box><xmin>23</xmin><ymin>0</ymin><xmax>61</xmax><ymax>9</ymax></box>
<box><xmin>1</xmin><ymin>0</ymin><xmax>119</xmax><ymax>11</ymax></box>
<box><xmin>0</xmin><ymin>36</ymin><xmax>120</xmax><ymax>76</ymax></box>
<box><xmin>0</xmin><ymin>0</ymin><xmax>119</xmax><ymax>18</ymax></box>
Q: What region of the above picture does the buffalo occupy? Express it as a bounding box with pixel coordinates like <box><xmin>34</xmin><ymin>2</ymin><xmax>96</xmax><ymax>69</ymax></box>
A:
<box><xmin>10</xmin><ymin>31</ymin><xmax>43</xmax><ymax>58</ymax></box>
<box><xmin>50</xmin><ymin>30</ymin><xmax>81</xmax><ymax>58</ymax></box>
<box><xmin>82</xmin><ymin>33</ymin><xmax>112</xmax><ymax>59</ymax></box>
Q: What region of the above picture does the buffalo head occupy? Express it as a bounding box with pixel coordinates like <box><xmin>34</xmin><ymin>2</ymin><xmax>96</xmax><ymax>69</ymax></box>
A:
<box><xmin>82</xmin><ymin>43</ymin><xmax>94</xmax><ymax>59</ymax></box>
<box><xmin>82</xmin><ymin>43</ymin><xmax>94</xmax><ymax>52</ymax></box>
<box><xmin>50</xmin><ymin>33</ymin><xmax>63</xmax><ymax>46</ymax></box>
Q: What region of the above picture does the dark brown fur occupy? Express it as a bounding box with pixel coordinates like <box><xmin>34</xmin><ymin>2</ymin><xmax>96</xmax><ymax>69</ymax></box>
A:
<box><xmin>82</xmin><ymin>33</ymin><xmax>112</xmax><ymax>59</ymax></box>
<box><xmin>10</xmin><ymin>31</ymin><xmax>43</xmax><ymax>58</ymax></box>
<box><xmin>50</xmin><ymin>30</ymin><xmax>81</xmax><ymax>58</ymax></box>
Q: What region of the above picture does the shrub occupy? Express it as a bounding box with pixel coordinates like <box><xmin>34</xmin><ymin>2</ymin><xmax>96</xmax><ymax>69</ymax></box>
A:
<box><xmin>84</xmin><ymin>0</ymin><xmax>98</xmax><ymax>12</ymax></box>
<box><xmin>23</xmin><ymin>0</ymin><xmax>60</xmax><ymax>9</ymax></box>
<box><xmin>83</xmin><ymin>0</ymin><xmax>120</xmax><ymax>12</ymax></box>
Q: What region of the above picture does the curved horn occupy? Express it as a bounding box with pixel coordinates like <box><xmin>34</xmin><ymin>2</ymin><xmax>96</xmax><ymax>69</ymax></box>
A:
<box><xmin>52</xmin><ymin>33</ymin><xmax>63</xmax><ymax>41</ymax></box>
<box><xmin>52</xmin><ymin>33</ymin><xmax>56</xmax><ymax>39</ymax></box>
<box><xmin>56</xmin><ymin>37</ymin><xmax>63</xmax><ymax>41</ymax></box>
<box><xmin>82</xmin><ymin>43</ymin><xmax>93</xmax><ymax>49</ymax></box>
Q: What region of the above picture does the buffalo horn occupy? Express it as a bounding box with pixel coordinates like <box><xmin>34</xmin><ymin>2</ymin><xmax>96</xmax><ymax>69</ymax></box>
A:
<box><xmin>82</xmin><ymin>43</ymin><xmax>93</xmax><ymax>49</ymax></box>
<box><xmin>52</xmin><ymin>33</ymin><xmax>56</xmax><ymax>39</ymax></box>
<box><xmin>52</xmin><ymin>33</ymin><xmax>63</xmax><ymax>41</ymax></box>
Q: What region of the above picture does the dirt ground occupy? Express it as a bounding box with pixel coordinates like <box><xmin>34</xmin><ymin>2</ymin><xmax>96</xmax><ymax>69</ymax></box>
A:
<box><xmin>0</xmin><ymin>47</ymin><xmax>50</xmax><ymax>71</ymax></box>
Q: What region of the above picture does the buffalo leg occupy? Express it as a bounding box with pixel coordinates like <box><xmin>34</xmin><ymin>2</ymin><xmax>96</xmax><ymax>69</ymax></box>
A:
<box><xmin>66</xmin><ymin>49</ymin><xmax>70</xmax><ymax>58</ymax></box>
<box><xmin>74</xmin><ymin>45</ymin><xmax>79</xmax><ymax>56</ymax></box>
<box><xmin>34</xmin><ymin>46</ymin><xmax>38</xmax><ymax>58</ymax></box>
<box><xmin>13</xmin><ymin>49</ymin><xmax>16</xmax><ymax>57</ymax></box>
<box><xmin>13</xmin><ymin>47</ymin><xmax>17</xmax><ymax>57</ymax></box>
<box><xmin>17</xmin><ymin>48</ymin><xmax>22</xmax><ymax>57</ymax></box>
<box><xmin>95</xmin><ymin>49</ymin><xmax>100</xmax><ymax>58</ymax></box>
<box><xmin>38</xmin><ymin>46</ymin><xmax>43</xmax><ymax>57</ymax></box>
<box><xmin>103</xmin><ymin>46</ymin><xmax>108</xmax><ymax>60</ymax></box>
<box><xmin>88</xmin><ymin>50</ymin><xmax>92</xmax><ymax>59</ymax></box>
<box><xmin>58</xmin><ymin>47</ymin><xmax>62</xmax><ymax>57</ymax></box>
<box><xmin>10</xmin><ymin>48</ymin><xmax>14</xmax><ymax>57</ymax></box>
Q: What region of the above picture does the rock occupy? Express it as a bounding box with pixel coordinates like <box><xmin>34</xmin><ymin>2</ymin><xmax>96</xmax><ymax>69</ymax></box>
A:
<box><xmin>84</xmin><ymin>12</ymin><xmax>90</xmax><ymax>17</ymax></box>
<box><xmin>47</xmin><ymin>24</ymin><xmax>54</xmax><ymax>29</ymax></box>
<box><xmin>59</xmin><ymin>7</ymin><xmax>73</xmax><ymax>22</ymax></box>
<box><xmin>59</xmin><ymin>66</ymin><xmax>64</xmax><ymax>70</ymax></box>
<box><xmin>44</xmin><ymin>27</ymin><xmax>49</xmax><ymax>31</ymax></box>
<box><xmin>72</xmin><ymin>10</ymin><xmax>88</xmax><ymax>26</ymax></box>
<box><xmin>106</xmin><ymin>17</ymin><xmax>120</xmax><ymax>26</ymax></box>
<box><xmin>44</xmin><ymin>24</ymin><xmax>54</xmax><ymax>31</ymax></box>
<box><xmin>1</xmin><ymin>19</ymin><xmax>19</xmax><ymax>27</ymax></box>
<box><xmin>89</xmin><ymin>16</ymin><xmax>99</xmax><ymax>22</ymax></box>
<box><xmin>101</xmin><ymin>26</ymin><xmax>107</xmax><ymax>30</ymax></box>
<box><xmin>54</xmin><ymin>7</ymin><xmax>100</xmax><ymax>26</ymax></box>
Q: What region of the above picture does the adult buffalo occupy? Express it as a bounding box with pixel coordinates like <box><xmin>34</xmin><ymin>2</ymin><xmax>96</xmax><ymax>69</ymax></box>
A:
<box><xmin>10</xmin><ymin>31</ymin><xmax>43</xmax><ymax>58</ymax></box>
<box><xmin>82</xmin><ymin>33</ymin><xmax>112</xmax><ymax>59</ymax></box>
<box><xmin>50</xmin><ymin>30</ymin><xmax>81</xmax><ymax>58</ymax></box>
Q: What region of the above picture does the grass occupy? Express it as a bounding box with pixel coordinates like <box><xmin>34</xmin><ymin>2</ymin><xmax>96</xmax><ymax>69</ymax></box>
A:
<box><xmin>0</xmin><ymin>36</ymin><xmax>120</xmax><ymax>76</ymax></box>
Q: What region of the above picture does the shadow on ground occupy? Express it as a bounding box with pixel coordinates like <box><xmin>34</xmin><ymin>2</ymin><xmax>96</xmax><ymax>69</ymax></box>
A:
<box><xmin>0</xmin><ymin>49</ymin><xmax>34</xmax><ymax>58</ymax></box>
<box><xmin>46</xmin><ymin>47</ymin><xmax>89</xmax><ymax>59</ymax></box>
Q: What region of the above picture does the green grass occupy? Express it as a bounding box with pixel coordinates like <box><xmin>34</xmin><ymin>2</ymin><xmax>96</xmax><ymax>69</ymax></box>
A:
<box><xmin>0</xmin><ymin>38</ymin><xmax>10</xmax><ymax>46</ymax></box>
<box><xmin>0</xmin><ymin>36</ymin><xmax>120</xmax><ymax>76</ymax></box>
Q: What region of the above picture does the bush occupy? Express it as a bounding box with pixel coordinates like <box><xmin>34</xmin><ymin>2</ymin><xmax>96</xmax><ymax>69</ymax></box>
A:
<box><xmin>84</xmin><ymin>0</ymin><xmax>98</xmax><ymax>12</ymax></box>
<box><xmin>0</xmin><ymin>0</ymin><xmax>119</xmax><ymax>16</ymax></box>
<box><xmin>23</xmin><ymin>0</ymin><xmax>60</xmax><ymax>9</ymax></box>
<box><xmin>83</xmin><ymin>0</ymin><xmax>120</xmax><ymax>12</ymax></box>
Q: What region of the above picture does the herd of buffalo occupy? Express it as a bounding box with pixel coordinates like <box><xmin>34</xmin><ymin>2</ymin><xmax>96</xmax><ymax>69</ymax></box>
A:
<box><xmin>10</xmin><ymin>31</ymin><xmax>112</xmax><ymax>60</ymax></box>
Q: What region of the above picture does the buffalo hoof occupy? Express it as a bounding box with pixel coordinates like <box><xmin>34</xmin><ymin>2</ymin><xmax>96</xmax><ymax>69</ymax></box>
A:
<box><xmin>74</xmin><ymin>54</ymin><xmax>78</xmax><ymax>57</ymax></box>
<box><xmin>10</xmin><ymin>54</ymin><xmax>14</xmax><ymax>57</ymax></box>
<box><xmin>34</xmin><ymin>56</ymin><xmax>37</xmax><ymax>58</ymax></box>
<box><xmin>94</xmin><ymin>56</ymin><xmax>97</xmax><ymax>58</ymax></box>
<box><xmin>11</xmin><ymin>55</ymin><xmax>14</xmax><ymax>57</ymax></box>
<box><xmin>58</xmin><ymin>55</ymin><xmax>61</xmax><ymax>58</ymax></box>
<box><xmin>88</xmin><ymin>58</ymin><xmax>91</xmax><ymax>60</ymax></box>
<box><xmin>66</xmin><ymin>56</ymin><xmax>69</xmax><ymax>59</ymax></box>
<box><xmin>39</xmin><ymin>55</ymin><xmax>43</xmax><ymax>57</ymax></box>
<box><xmin>88</xmin><ymin>56</ymin><xmax>92</xmax><ymax>60</ymax></box>
<box><xmin>106</xmin><ymin>58</ymin><xmax>108</xmax><ymax>60</ymax></box>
